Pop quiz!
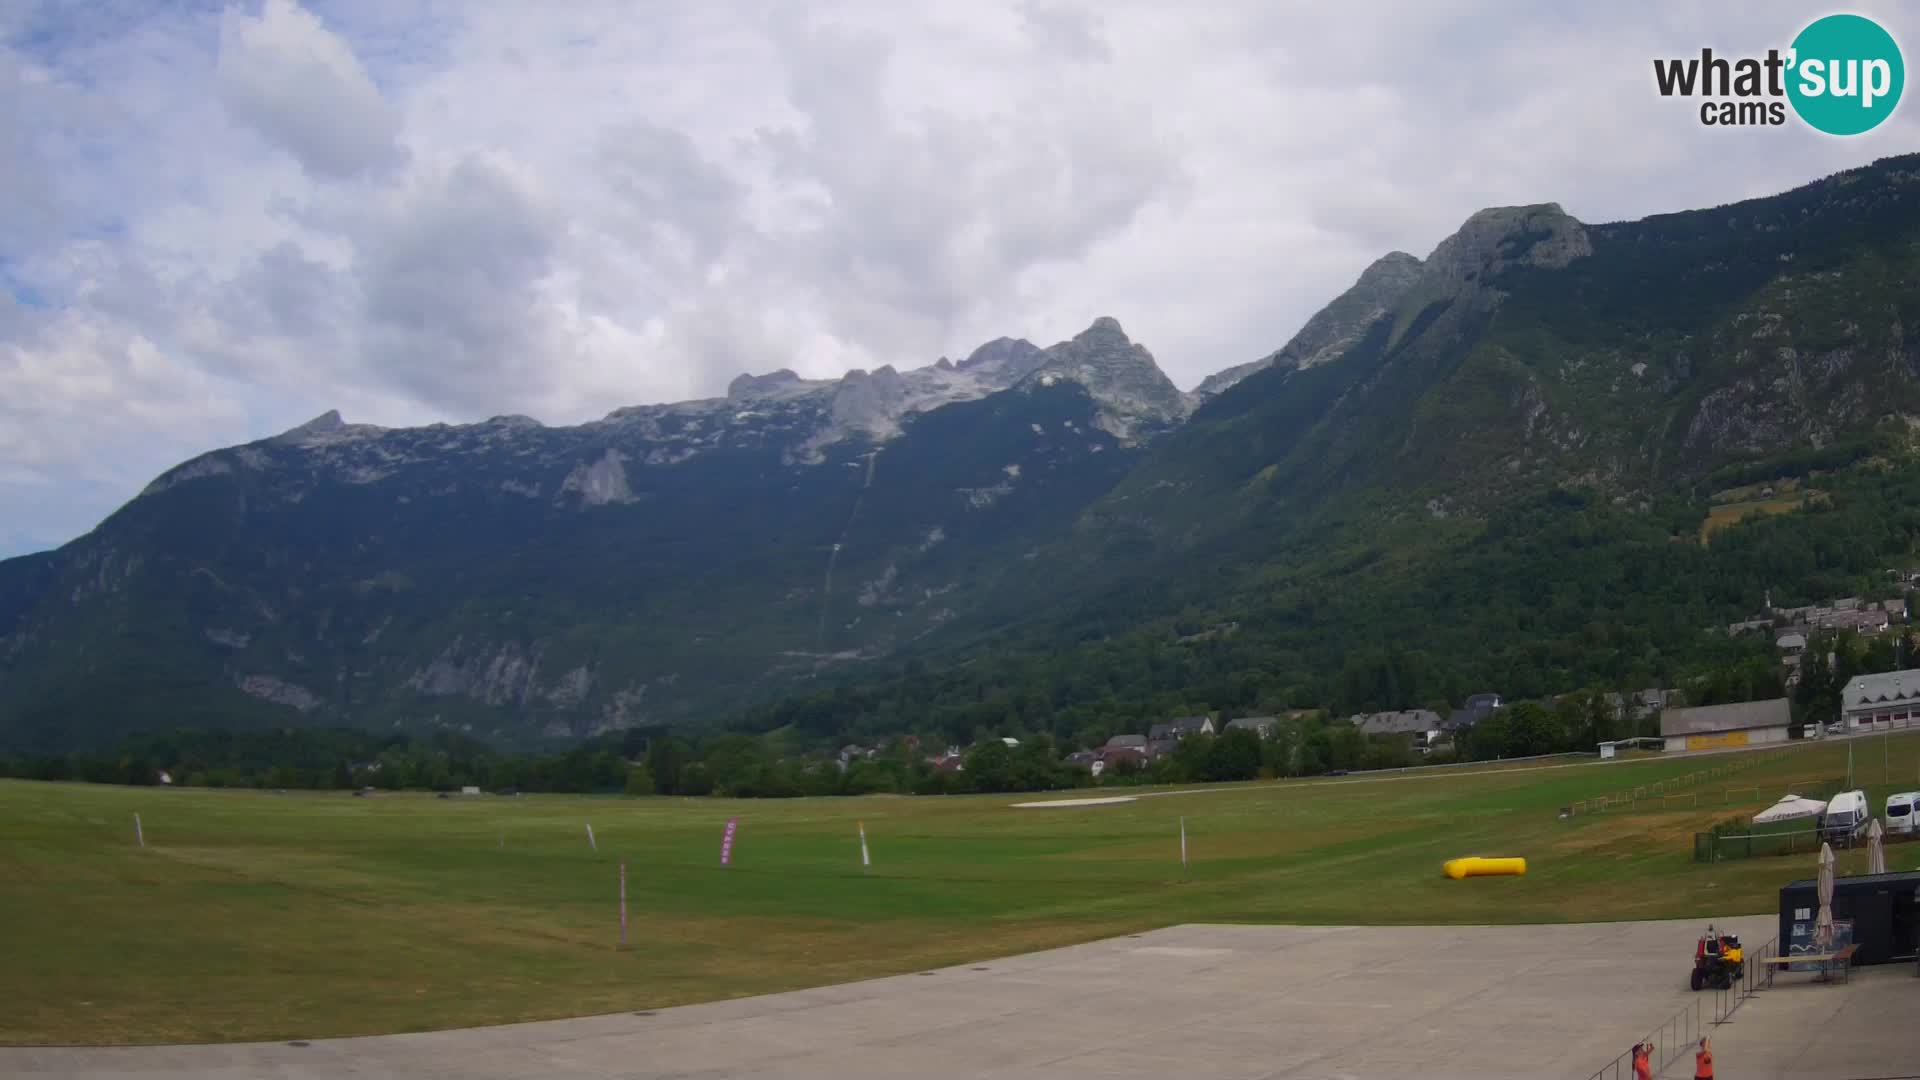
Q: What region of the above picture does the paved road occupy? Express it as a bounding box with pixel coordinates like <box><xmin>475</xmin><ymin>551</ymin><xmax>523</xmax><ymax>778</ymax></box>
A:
<box><xmin>1656</xmin><ymin>960</ymin><xmax>1919</xmax><ymax>1080</ymax></box>
<box><xmin>5</xmin><ymin>916</ymin><xmax>1793</xmax><ymax>1079</ymax></box>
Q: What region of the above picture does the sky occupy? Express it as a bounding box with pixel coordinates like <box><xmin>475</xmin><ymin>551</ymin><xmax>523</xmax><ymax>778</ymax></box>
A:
<box><xmin>3</xmin><ymin>1</ymin><xmax>1919</xmax><ymax>557</ymax></box>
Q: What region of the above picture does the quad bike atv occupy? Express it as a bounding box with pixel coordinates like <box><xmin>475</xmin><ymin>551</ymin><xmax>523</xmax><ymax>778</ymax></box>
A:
<box><xmin>1690</xmin><ymin>924</ymin><xmax>1744</xmax><ymax>991</ymax></box>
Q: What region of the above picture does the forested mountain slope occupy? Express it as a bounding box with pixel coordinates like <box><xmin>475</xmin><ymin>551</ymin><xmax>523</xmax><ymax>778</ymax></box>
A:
<box><xmin>7</xmin><ymin>155</ymin><xmax>1920</xmax><ymax>751</ymax></box>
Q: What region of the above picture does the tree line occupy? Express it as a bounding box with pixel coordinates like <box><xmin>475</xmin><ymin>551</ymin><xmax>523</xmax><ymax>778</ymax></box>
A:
<box><xmin>0</xmin><ymin>694</ymin><xmax>1671</xmax><ymax>801</ymax></box>
<box><xmin>9</xmin><ymin>453</ymin><xmax>1918</xmax><ymax>797</ymax></box>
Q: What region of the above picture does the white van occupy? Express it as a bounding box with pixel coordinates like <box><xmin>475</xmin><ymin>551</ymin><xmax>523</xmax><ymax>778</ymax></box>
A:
<box><xmin>1821</xmin><ymin>790</ymin><xmax>1870</xmax><ymax>842</ymax></box>
<box><xmin>1888</xmin><ymin>791</ymin><xmax>1919</xmax><ymax>837</ymax></box>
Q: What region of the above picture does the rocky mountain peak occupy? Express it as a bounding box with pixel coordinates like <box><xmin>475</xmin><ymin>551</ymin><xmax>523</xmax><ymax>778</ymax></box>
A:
<box><xmin>1194</xmin><ymin>252</ymin><xmax>1427</xmax><ymax>400</ymax></box>
<box><xmin>1358</xmin><ymin>251</ymin><xmax>1424</xmax><ymax>286</ymax></box>
<box><xmin>1424</xmin><ymin>203</ymin><xmax>1590</xmax><ymax>286</ymax></box>
<box><xmin>268</xmin><ymin>408</ymin><xmax>388</xmax><ymax>449</ymax></box>
<box><xmin>1022</xmin><ymin>318</ymin><xmax>1188</xmax><ymax>442</ymax></box>
<box><xmin>958</xmin><ymin>337</ymin><xmax>1042</xmax><ymax>376</ymax></box>
<box><xmin>726</xmin><ymin>369</ymin><xmax>805</xmax><ymax>400</ymax></box>
<box><xmin>1377</xmin><ymin>203</ymin><xmax>1591</xmax><ymax>351</ymax></box>
<box><xmin>484</xmin><ymin>414</ymin><xmax>544</xmax><ymax>429</ymax></box>
<box><xmin>280</xmin><ymin>409</ymin><xmax>344</xmax><ymax>439</ymax></box>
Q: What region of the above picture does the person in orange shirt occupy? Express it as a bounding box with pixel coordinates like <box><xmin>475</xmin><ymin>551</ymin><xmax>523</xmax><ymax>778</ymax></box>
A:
<box><xmin>1634</xmin><ymin>1041</ymin><xmax>1654</xmax><ymax>1080</ymax></box>
<box><xmin>1695</xmin><ymin>1037</ymin><xmax>1714</xmax><ymax>1079</ymax></box>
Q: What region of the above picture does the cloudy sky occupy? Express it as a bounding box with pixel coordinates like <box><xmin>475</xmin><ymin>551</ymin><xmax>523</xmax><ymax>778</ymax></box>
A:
<box><xmin>3</xmin><ymin>0</ymin><xmax>1917</xmax><ymax>556</ymax></box>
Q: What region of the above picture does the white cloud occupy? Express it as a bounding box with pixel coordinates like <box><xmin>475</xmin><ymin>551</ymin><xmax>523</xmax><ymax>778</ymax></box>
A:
<box><xmin>4</xmin><ymin>0</ymin><xmax>1920</xmax><ymax>554</ymax></box>
<box><xmin>1021</xmin><ymin>1</ymin><xmax>1111</xmax><ymax>62</ymax></box>
<box><xmin>217</xmin><ymin>0</ymin><xmax>406</xmax><ymax>179</ymax></box>
<box><xmin>357</xmin><ymin>152</ymin><xmax>561</xmax><ymax>408</ymax></box>
<box><xmin>0</xmin><ymin>309</ymin><xmax>252</xmax><ymax>550</ymax></box>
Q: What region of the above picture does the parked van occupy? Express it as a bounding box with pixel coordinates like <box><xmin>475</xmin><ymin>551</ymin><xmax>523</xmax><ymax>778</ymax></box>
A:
<box><xmin>1888</xmin><ymin>791</ymin><xmax>1919</xmax><ymax>837</ymax></box>
<box><xmin>1821</xmin><ymin>790</ymin><xmax>1870</xmax><ymax>842</ymax></box>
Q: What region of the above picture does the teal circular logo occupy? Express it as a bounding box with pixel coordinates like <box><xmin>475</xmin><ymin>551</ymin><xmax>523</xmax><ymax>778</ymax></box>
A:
<box><xmin>1787</xmin><ymin>14</ymin><xmax>1904</xmax><ymax>135</ymax></box>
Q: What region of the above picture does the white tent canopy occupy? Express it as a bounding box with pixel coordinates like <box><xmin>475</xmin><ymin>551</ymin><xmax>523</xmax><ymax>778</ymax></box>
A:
<box><xmin>1753</xmin><ymin>794</ymin><xmax>1828</xmax><ymax>824</ymax></box>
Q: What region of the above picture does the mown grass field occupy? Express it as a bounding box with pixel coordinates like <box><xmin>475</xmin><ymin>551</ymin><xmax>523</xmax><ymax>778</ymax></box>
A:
<box><xmin>5</xmin><ymin>736</ymin><xmax>1919</xmax><ymax>1045</ymax></box>
<box><xmin>1698</xmin><ymin>491</ymin><xmax>1823</xmax><ymax>541</ymax></box>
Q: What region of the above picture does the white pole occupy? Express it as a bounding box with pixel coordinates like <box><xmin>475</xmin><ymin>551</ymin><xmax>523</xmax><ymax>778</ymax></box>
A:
<box><xmin>1180</xmin><ymin>816</ymin><xmax>1188</xmax><ymax>876</ymax></box>
<box><xmin>586</xmin><ymin>823</ymin><xmax>597</xmax><ymax>852</ymax></box>
<box><xmin>133</xmin><ymin>812</ymin><xmax>144</xmax><ymax>849</ymax></box>
<box><xmin>858</xmin><ymin>821</ymin><xmax>871</xmax><ymax>869</ymax></box>
<box><xmin>619</xmin><ymin>861</ymin><xmax>629</xmax><ymax>948</ymax></box>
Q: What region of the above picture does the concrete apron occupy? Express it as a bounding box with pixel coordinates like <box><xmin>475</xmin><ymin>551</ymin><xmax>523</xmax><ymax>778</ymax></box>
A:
<box><xmin>6</xmin><ymin>915</ymin><xmax>1816</xmax><ymax>1080</ymax></box>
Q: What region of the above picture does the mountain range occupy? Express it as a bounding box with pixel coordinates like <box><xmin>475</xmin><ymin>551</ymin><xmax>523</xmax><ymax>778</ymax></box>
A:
<box><xmin>7</xmin><ymin>153</ymin><xmax>1920</xmax><ymax>751</ymax></box>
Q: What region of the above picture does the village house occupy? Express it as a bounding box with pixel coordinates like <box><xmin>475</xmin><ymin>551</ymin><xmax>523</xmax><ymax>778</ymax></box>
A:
<box><xmin>1148</xmin><ymin>716</ymin><xmax>1216</xmax><ymax>740</ymax></box>
<box><xmin>1444</xmin><ymin>693</ymin><xmax>1503</xmax><ymax>734</ymax></box>
<box><xmin>836</xmin><ymin>744</ymin><xmax>880</xmax><ymax>770</ymax></box>
<box><xmin>1761</xmin><ymin>594</ymin><xmax>1905</xmax><ymax>638</ymax></box>
<box><xmin>1603</xmin><ymin>689</ymin><xmax>1673</xmax><ymax>724</ymax></box>
<box><xmin>1224</xmin><ymin>716</ymin><xmax>1278</xmax><ymax>738</ymax></box>
<box><xmin>1827</xmin><ymin>608</ymin><xmax>1890</xmax><ymax>634</ymax></box>
<box><xmin>1349</xmin><ymin>709</ymin><xmax>1445</xmax><ymax>752</ymax></box>
<box><xmin>1096</xmin><ymin>743</ymin><xmax>1149</xmax><ymax>771</ymax></box>
<box><xmin>1840</xmin><ymin>669</ymin><xmax>1920</xmax><ymax>733</ymax></box>
<box><xmin>1096</xmin><ymin>734</ymin><xmax>1150</xmax><ymax>770</ymax></box>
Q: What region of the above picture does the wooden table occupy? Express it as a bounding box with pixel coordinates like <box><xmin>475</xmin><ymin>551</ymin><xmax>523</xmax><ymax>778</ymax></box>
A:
<box><xmin>1762</xmin><ymin>944</ymin><xmax>1858</xmax><ymax>987</ymax></box>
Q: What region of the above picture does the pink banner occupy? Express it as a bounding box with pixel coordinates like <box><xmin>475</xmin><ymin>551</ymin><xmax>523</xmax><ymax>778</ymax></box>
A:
<box><xmin>720</xmin><ymin>817</ymin><xmax>739</xmax><ymax>865</ymax></box>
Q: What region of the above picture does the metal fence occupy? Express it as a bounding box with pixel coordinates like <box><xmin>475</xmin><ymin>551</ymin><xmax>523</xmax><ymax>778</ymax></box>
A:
<box><xmin>1586</xmin><ymin>998</ymin><xmax>1703</xmax><ymax>1080</ymax></box>
<box><xmin>1567</xmin><ymin>749</ymin><xmax>1790</xmax><ymax>817</ymax></box>
<box><xmin>1357</xmin><ymin>750</ymin><xmax>1590</xmax><ymax>777</ymax></box>
<box><xmin>1735</xmin><ymin>936</ymin><xmax>1778</xmax><ymax>998</ymax></box>
<box><xmin>1693</xmin><ymin>827</ymin><xmax>1825</xmax><ymax>862</ymax></box>
<box><xmin>1585</xmin><ymin>937</ymin><xmax>1775</xmax><ymax>1080</ymax></box>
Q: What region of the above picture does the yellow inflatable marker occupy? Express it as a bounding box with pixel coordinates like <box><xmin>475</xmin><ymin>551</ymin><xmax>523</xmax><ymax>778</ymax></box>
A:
<box><xmin>1443</xmin><ymin>856</ymin><xmax>1527</xmax><ymax>879</ymax></box>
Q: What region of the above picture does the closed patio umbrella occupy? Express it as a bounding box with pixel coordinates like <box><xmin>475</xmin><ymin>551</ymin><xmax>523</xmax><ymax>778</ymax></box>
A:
<box><xmin>1814</xmin><ymin>842</ymin><xmax>1837</xmax><ymax>950</ymax></box>
<box><xmin>1867</xmin><ymin>817</ymin><xmax>1887</xmax><ymax>875</ymax></box>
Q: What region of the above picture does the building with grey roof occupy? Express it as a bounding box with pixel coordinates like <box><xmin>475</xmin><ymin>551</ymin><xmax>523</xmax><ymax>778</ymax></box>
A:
<box><xmin>1148</xmin><ymin>716</ymin><xmax>1216</xmax><ymax>740</ymax></box>
<box><xmin>1224</xmin><ymin>716</ymin><xmax>1278</xmax><ymax>738</ymax></box>
<box><xmin>1659</xmin><ymin>698</ymin><xmax>1791</xmax><ymax>751</ymax></box>
<box><xmin>1840</xmin><ymin>669</ymin><xmax>1920</xmax><ymax>733</ymax></box>
<box><xmin>1349</xmin><ymin>709</ymin><xmax>1444</xmax><ymax>752</ymax></box>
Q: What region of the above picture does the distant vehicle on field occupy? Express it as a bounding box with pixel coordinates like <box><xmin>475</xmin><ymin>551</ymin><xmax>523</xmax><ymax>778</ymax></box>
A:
<box><xmin>1821</xmin><ymin>790</ymin><xmax>1871</xmax><ymax>843</ymax></box>
<box><xmin>1886</xmin><ymin>791</ymin><xmax>1918</xmax><ymax>836</ymax></box>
